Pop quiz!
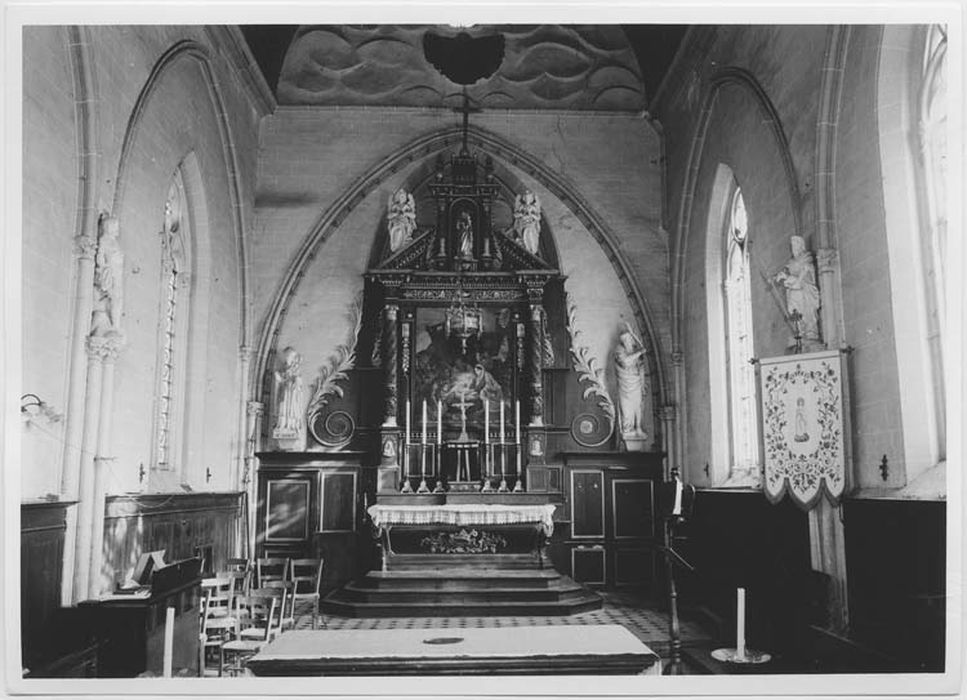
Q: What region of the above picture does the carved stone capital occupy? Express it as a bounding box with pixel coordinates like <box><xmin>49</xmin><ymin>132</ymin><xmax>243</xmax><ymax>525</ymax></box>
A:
<box><xmin>385</xmin><ymin>304</ymin><xmax>399</xmax><ymax>321</ymax></box>
<box><xmin>816</xmin><ymin>247</ymin><xmax>839</xmax><ymax>274</ymax></box>
<box><xmin>239</xmin><ymin>345</ymin><xmax>252</xmax><ymax>362</ymax></box>
<box><xmin>73</xmin><ymin>234</ymin><xmax>98</xmax><ymax>260</ymax></box>
<box><xmin>86</xmin><ymin>332</ymin><xmax>125</xmax><ymax>362</ymax></box>
<box><xmin>670</xmin><ymin>350</ymin><xmax>684</xmax><ymax>366</ymax></box>
<box><xmin>660</xmin><ymin>404</ymin><xmax>677</xmax><ymax>422</ymax></box>
<box><xmin>246</xmin><ymin>400</ymin><xmax>264</xmax><ymax>417</ymax></box>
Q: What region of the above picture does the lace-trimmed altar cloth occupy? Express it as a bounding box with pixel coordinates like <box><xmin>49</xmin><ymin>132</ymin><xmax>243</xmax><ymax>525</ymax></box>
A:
<box><xmin>367</xmin><ymin>504</ymin><xmax>556</xmax><ymax>537</ymax></box>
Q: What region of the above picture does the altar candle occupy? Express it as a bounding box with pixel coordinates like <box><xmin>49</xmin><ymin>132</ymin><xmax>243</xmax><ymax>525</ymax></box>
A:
<box><xmin>736</xmin><ymin>588</ymin><xmax>746</xmax><ymax>660</ymax></box>
<box><xmin>515</xmin><ymin>400</ymin><xmax>521</xmax><ymax>443</ymax></box>
<box><xmin>437</xmin><ymin>400</ymin><xmax>442</xmax><ymax>445</ymax></box>
<box><xmin>500</xmin><ymin>401</ymin><xmax>505</xmax><ymax>443</ymax></box>
<box><xmin>484</xmin><ymin>399</ymin><xmax>490</xmax><ymax>444</ymax></box>
<box><xmin>422</xmin><ymin>400</ymin><xmax>427</xmax><ymax>445</ymax></box>
<box><xmin>406</xmin><ymin>399</ymin><xmax>411</xmax><ymax>445</ymax></box>
<box><xmin>672</xmin><ymin>475</ymin><xmax>683</xmax><ymax>516</ymax></box>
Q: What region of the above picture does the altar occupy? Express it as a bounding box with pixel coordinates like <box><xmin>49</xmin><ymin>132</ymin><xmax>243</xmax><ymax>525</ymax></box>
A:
<box><xmin>246</xmin><ymin>625</ymin><xmax>661</xmax><ymax>676</ymax></box>
<box><xmin>367</xmin><ymin>503</ymin><xmax>556</xmax><ymax>571</ymax></box>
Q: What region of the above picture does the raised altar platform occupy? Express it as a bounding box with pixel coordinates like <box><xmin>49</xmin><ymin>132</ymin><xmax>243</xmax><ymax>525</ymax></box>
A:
<box><xmin>246</xmin><ymin>625</ymin><xmax>661</xmax><ymax>676</ymax></box>
<box><xmin>322</xmin><ymin>501</ymin><xmax>602</xmax><ymax>617</ymax></box>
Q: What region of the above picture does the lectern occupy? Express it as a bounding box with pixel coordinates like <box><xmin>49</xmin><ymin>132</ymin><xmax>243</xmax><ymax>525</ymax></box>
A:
<box><xmin>79</xmin><ymin>557</ymin><xmax>202</xmax><ymax>677</ymax></box>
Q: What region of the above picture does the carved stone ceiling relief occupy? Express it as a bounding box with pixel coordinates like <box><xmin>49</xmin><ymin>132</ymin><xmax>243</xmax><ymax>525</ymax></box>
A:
<box><xmin>277</xmin><ymin>25</ymin><xmax>646</xmax><ymax>110</ymax></box>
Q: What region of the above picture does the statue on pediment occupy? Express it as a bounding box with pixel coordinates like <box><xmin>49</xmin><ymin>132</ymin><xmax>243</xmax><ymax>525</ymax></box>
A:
<box><xmin>774</xmin><ymin>235</ymin><xmax>821</xmax><ymax>349</ymax></box>
<box><xmin>273</xmin><ymin>346</ymin><xmax>306</xmax><ymax>449</ymax></box>
<box><xmin>456</xmin><ymin>210</ymin><xmax>474</xmax><ymax>260</ymax></box>
<box><xmin>387</xmin><ymin>188</ymin><xmax>417</xmax><ymax>252</ymax></box>
<box><xmin>91</xmin><ymin>213</ymin><xmax>124</xmax><ymax>338</ymax></box>
<box><xmin>614</xmin><ymin>323</ymin><xmax>647</xmax><ymax>449</ymax></box>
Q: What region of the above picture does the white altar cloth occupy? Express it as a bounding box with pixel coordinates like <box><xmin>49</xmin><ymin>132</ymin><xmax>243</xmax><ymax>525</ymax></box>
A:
<box><xmin>368</xmin><ymin>503</ymin><xmax>557</xmax><ymax>537</ymax></box>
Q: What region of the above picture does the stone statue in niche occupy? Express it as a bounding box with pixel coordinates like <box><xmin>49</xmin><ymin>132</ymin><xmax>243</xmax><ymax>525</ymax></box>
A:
<box><xmin>272</xmin><ymin>346</ymin><xmax>306</xmax><ymax>449</ymax></box>
<box><xmin>387</xmin><ymin>188</ymin><xmax>416</xmax><ymax>252</ymax></box>
<box><xmin>614</xmin><ymin>322</ymin><xmax>648</xmax><ymax>451</ymax></box>
<box><xmin>90</xmin><ymin>213</ymin><xmax>124</xmax><ymax>338</ymax></box>
<box><xmin>456</xmin><ymin>210</ymin><xmax>474</xmax><ymax>259</ymax></box>
<box><xmin>512</xmin><ymin>190</ymin><xmax>541</xmax><ymax>256</ymax></box>
<box><xmin>773</xmin><ymin>235</ymin><xmax>822</xmax><ymax>350</ymax></box>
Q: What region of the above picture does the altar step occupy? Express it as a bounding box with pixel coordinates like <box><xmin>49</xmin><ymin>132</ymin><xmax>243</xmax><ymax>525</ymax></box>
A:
<box><xmin>321</xmin><ymin>569</ymin><xmax>602</xmax><ymax>617</ymax></box>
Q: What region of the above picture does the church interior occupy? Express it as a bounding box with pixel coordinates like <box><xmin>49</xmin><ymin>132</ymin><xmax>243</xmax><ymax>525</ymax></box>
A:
<box><xmin>11</xmin><ymin>18</ymin><xmax>958</xmax><ymax>684</ymax></box>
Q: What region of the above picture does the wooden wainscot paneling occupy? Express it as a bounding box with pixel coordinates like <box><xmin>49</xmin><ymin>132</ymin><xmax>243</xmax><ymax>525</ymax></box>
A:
<box><xmin>572</xmin><ymin>546</ymin><xmax>606</xmax><ymax>586</ymax></box>
<box><xmin>21</xmin><ymin>500</ymin><xmax>73</xmax><ymax>671</ymax></box>
<box><xmin>102</xmin><ymin>492</ymin><xmax>243</xmax><ymax>588</ymax></box>
<box><xmin>612</xmin><ymin>478</ymin><xmax>655</xmax><ymax>539</ymax></box>
<box><xmin>257</xmin><ymin>452</ymin><xmax>370</xmax><ymax>590</ymax></box>
<box><xmin>570</xmin><ymin>469</ymin><xmax>605</xmax><ymax>538</ymax></box>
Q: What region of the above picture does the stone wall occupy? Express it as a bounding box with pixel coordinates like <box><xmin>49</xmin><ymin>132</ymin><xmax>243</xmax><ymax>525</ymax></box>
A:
<box><xmin>22</xmin><ymin>25</ymin><xmax>263</xmax><ymax>498</ymax></box>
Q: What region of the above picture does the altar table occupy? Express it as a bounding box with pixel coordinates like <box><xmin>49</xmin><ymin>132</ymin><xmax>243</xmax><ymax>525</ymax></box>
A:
<box><xmin>367</xmin><ymin>503</ymin><xmax>557</xmax><ymax>536</ymax></box>
<box><xmin>246</xmin><ymin>624</ymin><xmax>661</xmax><ymax>676</ymax></box>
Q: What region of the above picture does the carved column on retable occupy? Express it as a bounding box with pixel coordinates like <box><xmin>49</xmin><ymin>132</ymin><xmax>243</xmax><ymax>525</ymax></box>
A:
<box><xmin>378</xmin><ymin>304</ymin><xmax>401</xmax><ymax>491</ymax></box>
<box><xmin>522</xmin><ymin>282</ymin><xmax>547</xmax><ymax>483</ymax></box>
<box><xmin>381</xmin><ymin>304</ymin><xmax>399</xmax><ymax>428</ymax></box>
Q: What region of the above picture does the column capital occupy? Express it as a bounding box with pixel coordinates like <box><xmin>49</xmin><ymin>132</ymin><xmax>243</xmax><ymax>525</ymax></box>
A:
<box><xmin>816</xmin><ymin>247</ymin><xmax>839</xmax><ymax>273</ymax></box>
<box><xmin>385</xmin><ymin>304</ymin><xmax>399</xmax><ymax>320</ymax></box>
<box><xmin>86</xmin><ymin>332</ymin><xmax>125</xmax><ymax>362</ymax></box>
<box><xmin>73</xmin><ymin>233</ymin><xmax>98</xmax><ymax>260</ymax></box>
<box><xmin>246</xmin><ymin>400</ymin><xmax>264</xmax><ymax>417</ymax></box>
<box><xmin>660</xmin><ymin>404</ymin><xmax>677</xmax><ymax>422</ymax></box>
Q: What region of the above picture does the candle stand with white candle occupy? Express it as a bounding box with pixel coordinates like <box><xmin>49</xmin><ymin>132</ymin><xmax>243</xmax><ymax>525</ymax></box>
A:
<box><xmin>711</xmin><ymin>588</ymin><xmax>772</xmax><ymax>664</ymax></box>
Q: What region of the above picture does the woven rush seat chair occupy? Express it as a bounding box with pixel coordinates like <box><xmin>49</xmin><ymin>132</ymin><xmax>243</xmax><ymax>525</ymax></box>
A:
<box><xmin>289</xmin><ymin>558</ymin><xmax>325</xmax><ymax>629</ymax></box>
<box><xmin>221</xmin><ymin>594</ymin><xmax>278</xmax><ymax>677</ymax></box>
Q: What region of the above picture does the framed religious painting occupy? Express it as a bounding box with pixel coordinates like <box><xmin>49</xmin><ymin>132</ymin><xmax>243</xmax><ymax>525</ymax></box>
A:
<box><xmin>757</xmin><ymin>349</ymin><xmax>849</xmax><ymax>509</ymax></box>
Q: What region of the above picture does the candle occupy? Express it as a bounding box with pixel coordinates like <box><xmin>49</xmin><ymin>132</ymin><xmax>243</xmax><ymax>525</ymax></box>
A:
<box><xmin>736</xmin><ymin>588</ymin><xmax>746</xmax><ymax>660</ymax></box>
<box><xmin>500</xmin><ymin>401</ymin><xmax>505</xmax><ymax>443</ymax></box>
<box><xmin>422</xmin><ymin>400</ymin><xmax>427</xmax><ymax>446</ymax></box>
<box><xmin>515</xmin><ymin>400</ymin><xmax>520</xmax><ymax>443</ymax></box>
<box><xmin>672</xmin><ymin>475</ymin><xmax>683</xmax><ymax>516</ymax></box>
<box><xmin>406</xmin><ymin>399</ymin><xmax>411</xmax><ymax>445</ymax></box>
<box><xmin>437</xmin><ymin>400</ymin><xmax>442</xmax><ymax>445</ymax></box>
<box><xmin>484</xmin><ymin>399</ymin><xmax>489</xmax><ymax>444</ymax></box>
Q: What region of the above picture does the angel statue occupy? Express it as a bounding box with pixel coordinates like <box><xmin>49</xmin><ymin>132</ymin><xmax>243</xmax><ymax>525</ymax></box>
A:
<box><xmin>90</xmin><ymin>213</ymin><xmax>124</xmax><ymax>338</ymax></box>
<box><xmin>614</xmin><ymin>322</ymin><xmax>647</xmax><ymax>442</ymax></box>
<box><xmin>387</xmin><ymin>188</ymin><xmax>417</xmax><ymax>252</ymax></box>
<box><xmin>513</xmin><ymin>190</ymin><xmax>541</xmax><ymax>255</ymax></box>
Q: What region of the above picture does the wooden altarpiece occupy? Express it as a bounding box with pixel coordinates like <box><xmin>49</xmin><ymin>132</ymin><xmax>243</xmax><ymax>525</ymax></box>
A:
<box><xmin>365</xmin><ymin>147</ymin><xmax>560</xmax><ymax>495</ymax></box>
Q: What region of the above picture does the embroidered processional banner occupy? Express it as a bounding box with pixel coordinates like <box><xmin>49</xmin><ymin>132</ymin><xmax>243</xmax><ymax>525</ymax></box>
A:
<box><xmin>758</xmin><ymin>349</ymin><xmax>847</xmax><ymax>509</ymax></box>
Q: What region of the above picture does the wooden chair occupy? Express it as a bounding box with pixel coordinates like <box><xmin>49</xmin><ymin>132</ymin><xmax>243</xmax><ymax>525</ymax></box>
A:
<box><xmin>225</xmin><ymin>557</ymin><xmax>250</xmax><ymax>573</ymax></box>
<box><xmin>289</xmin><ymin>558</ymin><xmax>325</xmax><ymax>629</ymax></box>
<box><xmin>198</xmin><ymin>588</ymin><xmax>236</xmax><ymax>677</ymax></box>
<box><xmin>223</xmin><ymin>569</ymin><xmax>251</xmax><ymax>602</ymax></box>
<box><xmin>246</xmin><ymin>583</ymin><xmax>292</xmax><ymax>639</ymax></box>
<box><xmin>199</xmin><ymin>577</ymin><xmax>235</xmax><ymax>626</ymax></box>
<box><xmin>255</xmin><ymin>557</ymin><xmax>289</xmax><ymax>588</ymax></box>
<box><xmin>220</xmin><ymin>595</ymin><xmax>277</xmax><ymax>677</ymax></box>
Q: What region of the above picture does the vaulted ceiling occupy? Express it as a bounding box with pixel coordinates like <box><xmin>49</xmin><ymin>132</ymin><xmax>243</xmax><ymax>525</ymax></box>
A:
<box><xmin>240</xmin><ymin>24</ymin><xmax>687</xmax><ymax>110</ymax></box>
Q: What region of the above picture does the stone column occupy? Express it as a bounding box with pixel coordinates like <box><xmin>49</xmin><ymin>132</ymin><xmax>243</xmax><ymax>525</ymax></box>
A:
<box><xmin>243</xmin><ymin>400</ymin><xmax>263</xmax><ymax>560</ymax></box>
<box><xmin>60</xmin><ymin>232</ymin><xmax>98</xmax><ymax>604</ymax></box>
<box><xmin>71</xmin><ymin>339</ymin><xmax>104</xmax><ymax>603</ymax></box>
<box><xmin>812</xmin><ymin>246</ymin><xmax>849</xmax><ymax>633</ymax></box>
<box><xmin>660</xmin><ymin>404</ymin><xmax>678</xmax><ymax>480</ymax></box>
<box><xmin>381</xmin><ymin>304</ymin><xmax>399</xmax><ymax>428</ymax></box>
<box><xmin>234</xmin><ymin>345</ymin><xmax>252</xmax><ymax>490</ymax></box>
<box><xmin>528</xmin><ymin>303</ymin><xmax>544</xmax><ymax>427</ymax></box>
<box><xmin>88</xmin><ymin>335</ymin><xmax>122</xmax><ymax>598</ymax></box>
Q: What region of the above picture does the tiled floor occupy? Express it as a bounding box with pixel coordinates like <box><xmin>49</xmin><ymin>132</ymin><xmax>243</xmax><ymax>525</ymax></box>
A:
<box><xmin>206</xmin><ymin>592</ymin><xmax>714</xmax><ymax>676</ymax></box>
<box><xmin>295</xmin><ymin>590</ymin><xmax>711</xmax><ymax>657</ymax></box>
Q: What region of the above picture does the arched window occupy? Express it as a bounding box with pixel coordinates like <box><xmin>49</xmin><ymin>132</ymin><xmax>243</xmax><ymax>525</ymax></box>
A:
<box><xmin>723</xmin><ymin>187</ymin><xmax>760</xmax><ymax>480</ymax></box>
<box><xmin>153</xmin><ymin>173</ymin><xmax>191</xmax><ymax>477</ymax></box>
<box><xmin>917</xmin><ymin>23</ymin><xmax>947</xmax><ymax>459</ymax></box>
<box><xmin>877</xmin><ymin>25</ymin><xmax>948</xmax><ymax>482</ymax></box>
<box><xmin>705</xmin><ymin>168</ymin><xmax>761</xmax><ymax>488</ymax></box>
